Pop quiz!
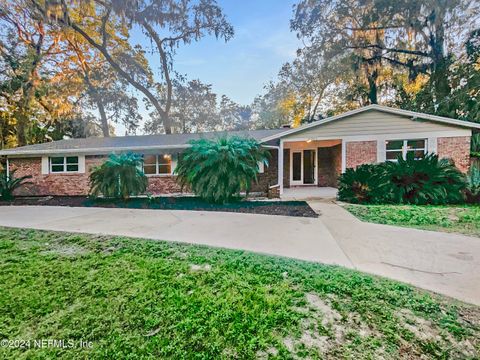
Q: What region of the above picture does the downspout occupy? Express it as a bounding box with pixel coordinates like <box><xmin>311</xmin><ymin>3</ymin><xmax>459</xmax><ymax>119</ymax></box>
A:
<box><xmin>5</xmin><ymin>156</ymin><xmax>9</xmax><ymax>180</ymax></box>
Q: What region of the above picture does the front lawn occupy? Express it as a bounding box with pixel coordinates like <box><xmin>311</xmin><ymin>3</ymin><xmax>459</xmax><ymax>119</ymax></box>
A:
<box><xmin>345</xmin><ymin>204</ymin><xmax>480</xmax><ymax>237</ymax></box>
<box><xmin>0</xmin><ymin>196</ymin><xmax>318</xmax><ymax>218</ymax></box>
<box><xmin>0</xmin><ymin>227</ymin><xmax>479</xmax><ymax>359</ymax></box>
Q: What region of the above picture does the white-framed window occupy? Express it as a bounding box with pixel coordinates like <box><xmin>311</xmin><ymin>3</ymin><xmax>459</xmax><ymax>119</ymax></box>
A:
<box><xmin>386</xmin><ymin>139</ymin><xmax>427</xmax><ymax>161</ymax></box>
<box><xmin>49</xmin><ymin>156</ymin><xmax>79</xmax><ymax>173</ymax></box>
<box><xmin>143</xmin><ymin>154</ymin><xmax>173</xmax><ymax>175</ymax></box>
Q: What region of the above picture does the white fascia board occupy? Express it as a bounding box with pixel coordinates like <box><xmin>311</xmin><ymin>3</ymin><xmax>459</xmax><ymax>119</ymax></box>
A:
<box><xmin>0</xmin><ymin>144</ymin><xmax>191</xmax><ymax>157</ymax></box>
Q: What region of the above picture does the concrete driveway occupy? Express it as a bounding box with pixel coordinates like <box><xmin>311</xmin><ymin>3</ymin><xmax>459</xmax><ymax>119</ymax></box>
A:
<box><xmin>0</xmin><ymin>204</ymin><xmax>479</xmax><ymax>305</ymax></box>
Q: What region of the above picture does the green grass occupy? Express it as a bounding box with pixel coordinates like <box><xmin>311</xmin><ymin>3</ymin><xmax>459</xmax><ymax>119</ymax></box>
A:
<box><xmin>0</xmin><ymin>227</ymin><xmax>479</xmax><ymax>359</ymax></box>
<box><xmin>345</xmin><ymin>204</ymin><xmax>480</xmax><ymax>237</ymax></box>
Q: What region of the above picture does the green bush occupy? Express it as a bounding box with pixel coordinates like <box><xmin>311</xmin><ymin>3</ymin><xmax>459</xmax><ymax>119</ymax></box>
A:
<box><xmin>466</xmin><ymin>164</ymin><xmax>480</xmax><ymax>203</ymax></box>
<box><xmin>175</xmin><ymin>137</ymin><xmax>269</xmax><ymax>203</ymax></box>
<box><xmin>338</xmin><ymin>153</ymin><xmax>466</xmax><ymax>205</ymax></box>
<box><xmin>384</xmin><ymin>153</ymin><xmax>466</xmax><ymax>205</ymax></box>
<box><xmin>89</xmin><ymin>153</ymin><xmax>148</xmax><ymax>200</ymax></box>
<box><xmin>337</xmin><ymin>164</ymin><xmax>390</xmax><ymax>204</ymax></box>
<box><xmin>0</xmin><ymin>168</ymin><xmax>32</xmax><ymax>199</ymax></box>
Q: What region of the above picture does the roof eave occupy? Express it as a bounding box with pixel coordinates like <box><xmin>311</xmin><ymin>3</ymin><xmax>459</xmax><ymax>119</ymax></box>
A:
<box><xmin>0</xmin><ymin>144</ymin><xmax>191</xmax><ymax>157</ymax></box>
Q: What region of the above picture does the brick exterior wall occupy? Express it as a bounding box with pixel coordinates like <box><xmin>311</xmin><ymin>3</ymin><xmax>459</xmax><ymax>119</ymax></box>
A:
<box><xmin>345</xmin><ymin>141</ymin><xmax>377</xmax><ymax>169</ymax></box>
<box><xmin>317</xmin><ymin>144</ymin><xmax>342</xmax><ymax>187</ymax></box>
<box><xmin>437</xmin><ymin>136</ymin><xmax>471</xmax><ymax>173</ymax></box>
<box><xmin>9</xmin><ymin>156</ymin><xmax>186</xmax><ymax>196</ymax></box>
<box><xmin>250</xmin><ymin>149</ymin><xmax>278</xmax><ymax>194</ymax></box>
<box><xmin>11</xmin><ymin>156</ymin><xmax>104</xmax><ymax>196</ymax></box>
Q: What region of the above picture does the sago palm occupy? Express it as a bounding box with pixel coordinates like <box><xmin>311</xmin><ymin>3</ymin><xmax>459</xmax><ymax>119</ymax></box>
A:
<box><xmin>0</xmin><ymin>169</ymin><xmax>32</xmax><ymax>199</ymax></box>
<box><xmin>384</xmin><ymin>152</ymin><xmax>466</xmax><ymax>205</ymax></box>
<box><xmin>175</xmin><ymin>137</ymin><xmax>269</xmax><ymax>203</ymax></box>
<box><xmin>89</xmin><ymin>153</ymin><xmax>148</xmax><ymax>200</ymax></box>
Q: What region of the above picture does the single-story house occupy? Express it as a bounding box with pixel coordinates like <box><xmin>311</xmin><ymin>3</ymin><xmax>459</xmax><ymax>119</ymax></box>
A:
<box><xmin>1</xmin><ymin>104</ymin><xmax>479</xmax><ymax>197</ymax></box>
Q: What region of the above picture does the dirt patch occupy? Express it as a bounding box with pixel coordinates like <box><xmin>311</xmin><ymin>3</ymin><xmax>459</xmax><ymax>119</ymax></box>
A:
<box><xmin>190</xmin><ymin>264</ymin><xmax>212</xmax><ymax>272</ymax></box>
<box><xmin>41</xmin><ymin>244</ymin><xmax>89</xmax><ymax>257</ymax></box>
<box><xmin>396</xmin><ymin>309</ymin><xmax>478</xmax><ymax>358</ymax></box>
<box><xmin>279</xmin><ymin>293</ymin><xmax>380</xmax><ymax>357</ymax></box>
<box><xmin>0</xmin><ymin>196</ymin><xmax>318</xmax><ymax>218</ymax></box>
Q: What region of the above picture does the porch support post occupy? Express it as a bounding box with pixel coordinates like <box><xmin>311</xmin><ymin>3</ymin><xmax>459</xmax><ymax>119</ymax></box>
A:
<box><xmin>278</xmin><ymin>140</ymin><xmax>284</xmax><ymax>195</ymax></box>
<box><xmin>341</xmin><ymin>139</ymin><xmax>346</xmax><ymax>173</ymax></box>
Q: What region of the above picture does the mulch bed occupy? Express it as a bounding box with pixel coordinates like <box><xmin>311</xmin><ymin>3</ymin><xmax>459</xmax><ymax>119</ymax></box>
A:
<box><xmin>0</xmin><ymin>196</ymin><xmax>318</xmax><ymax>218</ymax></box>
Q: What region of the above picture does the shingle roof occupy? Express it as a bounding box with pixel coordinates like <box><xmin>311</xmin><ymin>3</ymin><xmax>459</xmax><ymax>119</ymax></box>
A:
<box><xmin>0</xmin><ymin>129</ymin><xmax>287</xmax><ymax>156</ymax></box>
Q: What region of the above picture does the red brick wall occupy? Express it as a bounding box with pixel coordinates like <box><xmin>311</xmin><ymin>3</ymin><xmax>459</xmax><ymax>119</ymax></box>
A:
<box><xmin>345</xmin><ymin>141</ymin><xmax>377</xmax><ymax>169</ymax></box>
<box><xmin>10</xmin><ymin>156</ymin><xmax>104</xmax><ymax>196</ymax></box>
<box><xmin>317</xmin><ymin>144</ymin><xmax>342</xmax><ymax>187</ymax></box>
<box><xmin>9</xmin><ymin>156</ymin><xmax>185</xmax><ymax>196</ymax></box>
<box><xmin>437</xmin><ymin>136</ymin><xmax>471</xmax><ymax>173</ymax></box>
<box><xmin>250</xmin><ymin>149</ymin><xmax>278</xmax><ymax>193</ymax></box>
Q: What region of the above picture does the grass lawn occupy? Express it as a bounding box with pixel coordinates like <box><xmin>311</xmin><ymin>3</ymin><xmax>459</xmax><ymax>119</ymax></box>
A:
<box><xmin>345</xmin><ymin>204</ymin><xmax>480</xmax><ymax>237</ymax></box>
<box><xmin>0</xmin><ymin>227</ymin><xmax>479</xmax><ymax>359</ymax></box>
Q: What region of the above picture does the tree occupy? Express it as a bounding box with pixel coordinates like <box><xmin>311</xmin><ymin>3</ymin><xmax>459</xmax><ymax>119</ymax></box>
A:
<box><xmin>291</xmin><ymin>0</ymin><xmax>480</xmax><ymax>109</ymax></box>
<box><xmin>32</xmin><ymin>0</ymin><xmax>234</xmax><ymax>134</ymax></box>
<box><xmin>146</xmin><ymin>78</ymin><xmax>219</xmax><ymax>134</ymax></box>
<box><xmin>175</xmin><ymin>137</ymin><xmax>269</xmax><ymax>203</ymax></box>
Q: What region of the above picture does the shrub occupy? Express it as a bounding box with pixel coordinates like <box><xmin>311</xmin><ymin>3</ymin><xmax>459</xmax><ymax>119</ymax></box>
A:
<box><xmin>89</xmin><ymin>153</ymin><xmax>148</xmax><ymax>200</ymax></box>
<box><xmin>175</xmin><ymin>137</ymin><xmax>269</xmax><ymax>203</ymax></box>
<box><xmin>0</xmin><ymin>169</ymin><xmax>32</xmax><ymax>200</ymax></box>
<box><xmin>337</xmin><ymin>164</ymin><xmax>390</xmax><ymax>204</ymax></box>
<box><xmin>384</xmin><ymin>153</ymin><xmax>466</xmax><ymax>205</ymax></box>
<box><xmin>466</xmin><ymin>164</ymin><xmax>480</xmax><ymax>203</ymax></box>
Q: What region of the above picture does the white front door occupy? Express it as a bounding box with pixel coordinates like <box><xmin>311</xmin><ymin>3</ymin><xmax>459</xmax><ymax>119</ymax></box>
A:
<box><xmin>290</xmin><ymin>149</ymin><xmax>317</xmax><ymax>186</ymax></box>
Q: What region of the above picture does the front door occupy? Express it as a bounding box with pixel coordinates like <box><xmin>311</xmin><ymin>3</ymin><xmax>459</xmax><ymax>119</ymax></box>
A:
<box><xmin>290</xmin><ymin>149</ymin><xmax>317</xmax><ymax>185</ymax></box>
<box><xmin>303</xmin><ymin>149</ymin><xmax>315</xmax><ymax>184</ymax></box>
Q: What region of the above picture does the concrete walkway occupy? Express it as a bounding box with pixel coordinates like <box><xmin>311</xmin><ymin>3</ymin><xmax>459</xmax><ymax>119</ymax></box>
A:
<box><xmin>0</xmin><ymin>204</ymin><xmax>478</xmax><ymax>305</ymax></box>
<box><xmin>0</xmin><ymin>206</ymin><xmax>351</xmax><ymax>267</ymax></box>
<box><xmin>308</xmin><ymin>201</ymin><xmax>480</xmax><ymax>306</ymax></box>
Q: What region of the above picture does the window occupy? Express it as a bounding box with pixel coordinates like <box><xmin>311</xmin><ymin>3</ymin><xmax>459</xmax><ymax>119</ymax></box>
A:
<box><xmin>386</xmin><ymin>139</ymin><xmax>426</xmax><ymax>161</ymax></box>
<box><xmin>142</xmin><ymin>154</ymin><xmax>173</xmax><ymax>175</ymax></box>
<box><xmin>50</xmin><ymin>156</ymin><xmax>79</xmax><ymax>173</ymax></box>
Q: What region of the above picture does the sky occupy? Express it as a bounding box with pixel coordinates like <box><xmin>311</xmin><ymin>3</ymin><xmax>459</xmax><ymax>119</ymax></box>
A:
<box><xmin>117</xmin><ymin>0</ymin><xmax>301</xmax><ymax>135</ymax></box>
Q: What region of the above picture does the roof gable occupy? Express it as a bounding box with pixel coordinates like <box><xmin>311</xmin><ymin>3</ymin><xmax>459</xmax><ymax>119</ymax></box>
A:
<box><xmin>260</xmin><ymin>105</ymin><xmax>480</xmax><ymax>142</ymax></box>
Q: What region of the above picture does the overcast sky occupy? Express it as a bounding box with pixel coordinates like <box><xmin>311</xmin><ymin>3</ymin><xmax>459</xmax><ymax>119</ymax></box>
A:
<box><xmin>118</xmin><ymin>0</ymin><xmax>301</xmax><ymax>135</ymax></box>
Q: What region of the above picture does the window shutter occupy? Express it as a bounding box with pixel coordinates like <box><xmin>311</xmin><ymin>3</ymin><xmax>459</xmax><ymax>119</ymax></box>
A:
<box><xmin>78</xmin><ymin>155</ymin><xmax>86</xmax><ymax>173</ymax></box>
<box><xmin>427</xmin><ymin>137</ymin><xmax>437</xmax><ymax>154</ymax></box>
<box><xmin>41</xmin><ymin>156</ymin><xmax>49</xmax><ymax>174</ymax></box>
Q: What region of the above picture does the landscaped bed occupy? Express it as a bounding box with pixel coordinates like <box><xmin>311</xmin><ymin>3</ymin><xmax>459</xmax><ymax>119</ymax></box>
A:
<box><xmin>0</xmin><ymin>227</ymin><xmax>478</xmax><ymax>359</ymax></box>
<box><xmin>345</xmin><ymin>204</ymin><xmax>480</xmax><ymax>237</ymax></box>
<box><xmin>0</xmin><ymin>196</ymin><xmax>318</xmax><ymax>218</ymax></box>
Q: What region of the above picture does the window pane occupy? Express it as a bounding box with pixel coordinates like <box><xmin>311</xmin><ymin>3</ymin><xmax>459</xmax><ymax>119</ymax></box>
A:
<box><xmin>66</xmin><ymin>164</ymin><xmax>78</xmax><ymax>172</ymax></box>
<box><xmin>386</xmin><ymin>140</ymin><xmax>403</xmax><ymax>150</ymax></box>
<box><xmin>409</xmin><ymin>150</ymin><xmax>425</xmax><ymax>159</ymax></box>
<box><xmin>51</xmin><ymin>165</ymin><xmax>64</xmax><ymax>172</ymax></box>
<box><xmin>143</xmin><ymin>165</ymin><xmax>156</xmax><ymax>175</ymax></box>
<box><xmin>386</xmin><ymin>151</ymin><xmax>402</xmax><ymax>161</ymax></box>
<box><xmin>143</xmin><ymin>155</ymin><xmax>157</xmax><ymax>165</ymax></box>
<box><xmin>158</xmin><ymin>164</ymin><xmax>171</xmax><ymax>174</ymax></box>
<box><xmin>158</xmin><ymin>154</ymin><xmax>172</xmax><ymax>164</ymax></box>
<box><xmin>407</xmin><ymin>140</ymin><xmax>425</xmax><ymax>149</ymax></box>
<box><xmin>292</xmin><ymin>152</ymin><xmax>301</xmax><ymax>181</ymax></box>
<box><xmin>51</xmin><ymin>157</ymin><xmax>64</xmax><ymax>165</ymax></box>
<box><xmin>66</xmin><ymin>156</ymin><xmax>78</xmax><ymax>164</ymax></box>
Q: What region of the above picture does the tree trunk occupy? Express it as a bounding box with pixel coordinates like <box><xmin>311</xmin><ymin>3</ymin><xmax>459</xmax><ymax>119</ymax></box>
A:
<box><xmin>85</xmin><ymin>77</ymin><xmax>110</xmax><ymax>137</ymax></box>
<box><xmin>367</xmin><ymin>69</ymin><xmax>378</xmax><ymax>104</ymax></box>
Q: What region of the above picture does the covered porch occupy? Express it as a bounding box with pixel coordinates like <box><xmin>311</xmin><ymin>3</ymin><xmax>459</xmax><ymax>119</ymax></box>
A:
<box><xmin>269</xmin><ymin>139</ymin><xmax>343</xmax><ymax>198</ymax></box>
